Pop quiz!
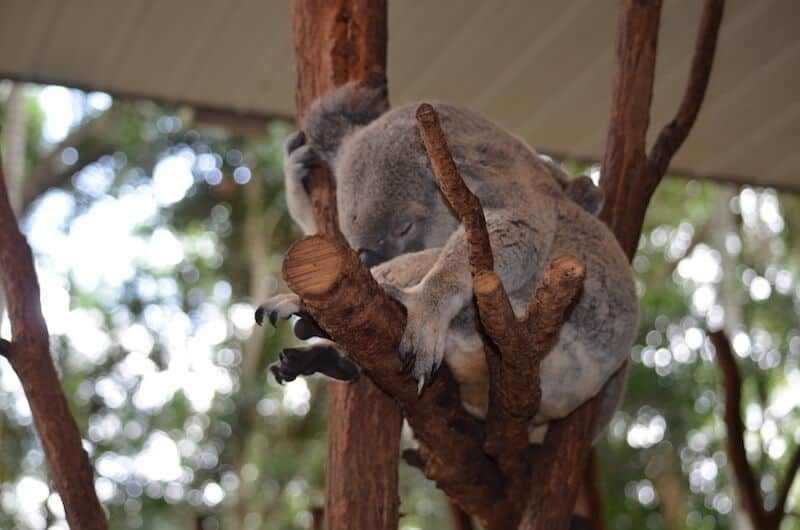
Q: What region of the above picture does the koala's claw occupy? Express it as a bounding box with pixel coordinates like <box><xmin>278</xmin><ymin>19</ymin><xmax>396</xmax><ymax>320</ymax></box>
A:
<box><xmin>286</xmin><ymin>131</ymin><xmax>306</xmax><ymax>153</ymax></box>
<box><xmin>255</xmin><ymin>293</ymin><xmax>302</xmax><ymax>327</ymax></box>
<box><xmin>270</xmin><ymin>341</ymin><xmax>360</xmax><ymax>384</ymax></box>
<box><xmin>381</xmin><ymin>281</ymin><xmax>449</xmax><ymax>394</ymax></box>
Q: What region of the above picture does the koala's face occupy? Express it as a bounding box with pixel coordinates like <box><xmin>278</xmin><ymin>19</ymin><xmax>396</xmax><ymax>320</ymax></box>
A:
<box><xmin>336</xmin><ymin>134</ymin><xmax>457</xmax><ymax>267</ymax></box>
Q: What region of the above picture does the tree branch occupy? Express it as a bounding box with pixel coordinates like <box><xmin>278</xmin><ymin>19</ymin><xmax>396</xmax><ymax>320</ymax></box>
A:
<box><xmin>773</xmin><ymin>444</ymin><xmax>800</xmax><ymax>526</ymax></box>
<box><xmin>415</xmin><ymin>103</ymin><xmax>585</xmax><ymax>521</ymax></box>
<box><xmin>519</xmin><ymin>2</ymin><xmax>725</xmax><ymax>529</ymax></box>
<box><xmin>646</xmin><ymin>0</ymin><xmax>725</xmax><ymax>183</ymax></box>
<box><xmin>710</xmin><ymin>331</ymin><xmax>768</xmax><ymax>527</ymax></box>
<box><xmin>282</xmin><ymin>235</ymin><xmax>508</xmax><ymax>528</ymax></box>
<box><xmin>0</xmin><ymin>165</ymin><xmax>107</xmax><ymax>529</ymax></box>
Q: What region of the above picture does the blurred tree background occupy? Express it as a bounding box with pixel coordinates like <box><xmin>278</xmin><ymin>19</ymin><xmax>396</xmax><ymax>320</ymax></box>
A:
<box><xmin>0</xmin><ymin>82</ymin><xmax>797</xmax><ymax>530</ymax></box>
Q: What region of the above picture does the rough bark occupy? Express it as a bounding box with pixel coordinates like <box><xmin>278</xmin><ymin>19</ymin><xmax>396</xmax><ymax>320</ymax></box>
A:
<box><xmin>289</xmin><ymin>2</ymin><xmax>401</xmax><ymax>530</ymax></box>
<box><xmin>291</xmin><ymin>0</ymin><xmax>388</xmax><ymax>124</ymax></box>
<box><xmin>711</xmin><ymin>330</ymin><xmax>799</xmax><ymax>530</ymax></box>
<box><xmin>0</xmin><ymin>164</ymin><xmax>107</xmax><ymax>529</ymax></box>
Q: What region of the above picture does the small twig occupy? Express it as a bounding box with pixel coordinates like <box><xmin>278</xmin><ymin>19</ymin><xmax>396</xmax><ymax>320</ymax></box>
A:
<box><xmin>710</xmin><ymin>331</ymin><xmax>768</xmax><ymax>528</ymax></box>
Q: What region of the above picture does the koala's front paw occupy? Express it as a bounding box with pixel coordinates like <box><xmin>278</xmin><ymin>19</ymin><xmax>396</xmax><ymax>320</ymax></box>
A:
<box><xmin>383</xmin><ymin>284</ymin><xmax>452</xmax><ymax>394</ymax></box>
<box><xmin>256</xmin><ymin>293</ymin><xmax>330</xmax><ymax>340</ymax></box>
<box><xmin>283</xmin><ymin>131</ymin><xmax>320</xmax><ymax>193</ymax></box>
<box><xmin>255</xmin><ymin>293</ymin><xmax>301</xmax><ymax>326</ymax></box>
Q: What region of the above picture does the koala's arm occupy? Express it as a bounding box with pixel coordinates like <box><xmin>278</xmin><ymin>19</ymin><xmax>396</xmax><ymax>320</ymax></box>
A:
<box><xmin>283</xmin><ymin>78</ymin><xmax>389</xmax><ymax>235</ymax></box>
<box><xmin>284</xmin><ymin>132</ymin><xmax>318</xmax><ymax>235</ymax></box>
<box><xmin>390</xmin><ymin>208</ymin><xmax>554</xmax><ymax>384</ymax></box>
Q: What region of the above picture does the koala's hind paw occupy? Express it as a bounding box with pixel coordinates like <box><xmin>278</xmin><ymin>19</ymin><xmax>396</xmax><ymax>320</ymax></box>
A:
<box><xmin>381</xmin><ymin>284</ymin><xmax>448</xmax><ymax>394</ymax></box>
<box><xmin>270</xmin><ymin>340</ymin><xmax>360</xmax><ymax>383</ymax></box>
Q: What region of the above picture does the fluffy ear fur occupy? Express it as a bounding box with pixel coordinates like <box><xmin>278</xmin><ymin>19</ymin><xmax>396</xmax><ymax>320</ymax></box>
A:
<box><xmin>302</xmin><ymin>74</ymin><xmax>389</xmax><ymax>163</ymax></box>
<box><xmin>564</xmin><ymin>175</ymin><xmax>605</xmax><ymax>216</ymax></box>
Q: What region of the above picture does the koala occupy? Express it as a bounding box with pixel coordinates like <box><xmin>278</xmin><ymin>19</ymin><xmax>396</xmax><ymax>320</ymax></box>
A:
<box><xmin>259</xmin><ymin>79</ymin><xmax>638</xmax><ymax>438</ymax></box>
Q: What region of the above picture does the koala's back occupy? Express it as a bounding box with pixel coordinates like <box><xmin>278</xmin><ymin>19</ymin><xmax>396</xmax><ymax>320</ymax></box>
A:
<box><xmin>338</xmin><ymin>101</ymin><xmax>564</xmax><ymax>211</ymax></box>
<box><xmin>339</xmin><ymin>98</ymin><xmax>637</xmax><ymax>432</ymax></box>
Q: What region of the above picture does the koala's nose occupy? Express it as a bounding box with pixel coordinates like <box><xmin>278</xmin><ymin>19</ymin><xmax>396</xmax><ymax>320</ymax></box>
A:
<box><xmin>357</xmin><ymin>248</ymin><xmax>385</xmax><ymax>268</ymax></box>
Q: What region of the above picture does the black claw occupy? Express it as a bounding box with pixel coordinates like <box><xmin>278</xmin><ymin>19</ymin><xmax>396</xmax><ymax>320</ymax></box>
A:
<box><xmin>255</xmin><ymin>306</ymin><xmax>265</xmax><ymax>326</ymax></box>
<box><xmin>268</xmin><ymin>310</ymin><xmax>279</xmax><ymax>327</ymax></box>
<box><xmin>287</xmin><ymin>131</ymin><xmax>306</xmax><ymax>152</ymax></box>
<box><xmin>293</xmin><ymin>315</ymin><xmax>331</xmax><ymax>340</ymax></box>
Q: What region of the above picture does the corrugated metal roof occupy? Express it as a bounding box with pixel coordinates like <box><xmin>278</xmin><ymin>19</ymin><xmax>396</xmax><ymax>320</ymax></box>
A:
<box><xmin>1</xmin><ymin>0</ymin><xmax>797</xmax><ymax>191</ymax></box>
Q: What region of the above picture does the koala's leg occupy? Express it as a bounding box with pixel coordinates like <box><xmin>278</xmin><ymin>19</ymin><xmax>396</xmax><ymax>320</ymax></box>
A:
<box><xmin>283</xmin><ymin>131</ymin><xmax>319</xmax><ymax>235</ymax></box>
<box><xmin>388</xmin><ymin>209</ymin><xmax>553</xmax><ymax>389</ymax></box>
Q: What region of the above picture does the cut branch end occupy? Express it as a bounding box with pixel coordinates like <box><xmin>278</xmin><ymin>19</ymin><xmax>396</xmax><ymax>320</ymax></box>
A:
<box><xmin>283</xmin><ymin>236</ymin><xmax>347</xmax><ymax>297</ymax></box>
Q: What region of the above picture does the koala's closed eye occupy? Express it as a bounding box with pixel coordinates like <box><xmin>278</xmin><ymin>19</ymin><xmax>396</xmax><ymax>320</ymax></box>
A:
<box><xmin>395</xmin><ymin>221</ymin><xmax>414</xmax><ymax>237</ymax></box>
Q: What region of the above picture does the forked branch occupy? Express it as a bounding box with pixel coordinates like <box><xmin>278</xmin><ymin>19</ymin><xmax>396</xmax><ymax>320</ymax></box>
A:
<box><xmin>711</xmin><ymin>330</ymin><xmax>799</xmax><ymax>530</ymax></box>
<box><xmin>416</xmin><ymin>103</ymin><xmax>585</xmax><ymax>518</ymax></box>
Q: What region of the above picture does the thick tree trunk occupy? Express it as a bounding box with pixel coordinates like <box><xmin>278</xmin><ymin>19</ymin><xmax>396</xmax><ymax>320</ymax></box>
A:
<box><xmin>289</xmin><ymin>2</ymin><xmax>402</xmax><ymax>530</ymax></box>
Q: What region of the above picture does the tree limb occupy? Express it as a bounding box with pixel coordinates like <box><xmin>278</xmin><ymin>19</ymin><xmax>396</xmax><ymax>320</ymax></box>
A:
<box><xmin>712</xmin><ymin>329</ymin><xmax>800</xmax><ymax>530</ymax></box>
<box><xmin>282</xmin><ymin>235</ymin><xmax>507</xmax><ymax>528</ymax></box>
<box><xmin>772</xmin><ymin>443</ymin><xmax>800</xmax><ymax>527</ymax></box>
<box><xmin>519</xmin><ymin>2</ymin><xmax>725</xmax><ymax>529</ymax></box>
<box><xmin>710</xmin><ymin>331</ymin><xmax>767</xmax><ymax>528</ymax></box>
<box><xmin>0</xmin><ymin>164</ymin><xmax>107</xmax><ymax>529</ymax></box>
<box><xmin>647</xmin><ymin>0</ymin><xmax>725</xmax><ymax>183</ymax></box>
<box><xmin>415</xmin><ymin>103</ymin><xmax>586</xmax><ymax>520</ymax></box>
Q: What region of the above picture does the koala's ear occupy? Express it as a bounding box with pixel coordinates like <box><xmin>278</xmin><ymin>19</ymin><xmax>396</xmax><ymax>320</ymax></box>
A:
<box><xmin>303</xmin><ymin>75</ymin><xmax>389</xmax><ymax>162</ymax></box>
<box><xmin>565</xmin><ymin>176</ymin><xmax>604</xmax><ymax>216</ymax></box>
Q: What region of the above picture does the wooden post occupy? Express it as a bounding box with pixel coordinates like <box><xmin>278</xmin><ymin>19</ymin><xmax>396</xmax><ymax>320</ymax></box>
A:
<box><xmin>289</xmin><ymin>2</ymin><xmax>402</xmax><ymax>529</ymax></box>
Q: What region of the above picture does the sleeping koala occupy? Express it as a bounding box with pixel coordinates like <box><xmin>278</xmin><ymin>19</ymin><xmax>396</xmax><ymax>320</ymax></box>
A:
<box><xmin>259</xmin><ymin>79</ymin><xmax>638</xmax><ymax>437</ymax></box>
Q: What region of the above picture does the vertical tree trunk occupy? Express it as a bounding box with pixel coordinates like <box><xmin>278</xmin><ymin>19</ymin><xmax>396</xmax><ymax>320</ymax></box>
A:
<box><xmin>289</xmin><ymin>2</ymin><xmax>402</xmax><ymax>530</ymax></box>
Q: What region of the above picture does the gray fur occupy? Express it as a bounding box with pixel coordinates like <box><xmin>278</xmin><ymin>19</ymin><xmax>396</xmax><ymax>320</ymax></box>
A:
<box><xmin>281</xmin><ymin>81</ymin><xmax>638</xmax><ymax>437</ymax></box>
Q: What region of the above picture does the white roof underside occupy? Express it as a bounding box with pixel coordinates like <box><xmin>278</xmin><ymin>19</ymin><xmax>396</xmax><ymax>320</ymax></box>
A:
<box><xmin>1</xmin><ymin>1</ymin><xmax>798</xmax><ymax>191</ymax></box>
